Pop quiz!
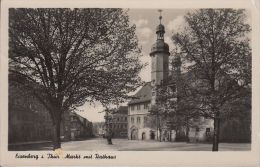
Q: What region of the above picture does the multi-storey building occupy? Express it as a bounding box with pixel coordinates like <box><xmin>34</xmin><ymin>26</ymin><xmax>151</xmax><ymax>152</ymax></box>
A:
<box><xmin>109</xmin><ymin>106</ymin><xmax>128</xmax><ymax>138</ymax></box>
<box><xmin>8</xmin><ymin>80</ymin><xmax>54</xmax><ymax>144</ymax></box>
<box><xmin>9</xmin><ymin>74</ymin><xmax>93</xmax><ymax>145</ymax></box>
<box><xmin>92</xmin><ymin>122</ymin><xmax>106</xmax><ymax>137</ymax></box>
<box><xmin>62</xmin><ymin>112</ymin><xmax>93</xmax><ymax>141</ymax></box>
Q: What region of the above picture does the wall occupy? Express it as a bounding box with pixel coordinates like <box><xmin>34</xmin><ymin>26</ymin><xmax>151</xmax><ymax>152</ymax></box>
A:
<box><xmin>110</xmin><ymin>113</ymin><xmax>128</xmax><ymax>138</ymax></box>
<box><xmin>8</xmin><ymin>82</ymin><xmax>53</xmax><ymax>143</ymax></box>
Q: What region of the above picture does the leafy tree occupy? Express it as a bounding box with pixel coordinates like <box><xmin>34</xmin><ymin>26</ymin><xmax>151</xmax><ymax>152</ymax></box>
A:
<box><xmin>9</xmin><ymin>8</ymin><xmax>144</xmax><ymax>149</ymax></box>
<box><xmin>153</xmin><ymin>54</ymin><xmax>199</xmax><ymax>142</ymax></box>
<box><xmin>172</xmin><ymin>9</ymin><xmax>251</xmax><ymax>151</ymax></box>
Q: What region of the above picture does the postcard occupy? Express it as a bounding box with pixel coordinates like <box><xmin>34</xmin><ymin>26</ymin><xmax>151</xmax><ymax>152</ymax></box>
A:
<box><xmin>0</xmin><ymin>0</ymin><xmax>259</xmax><ymax>166</ymax></box>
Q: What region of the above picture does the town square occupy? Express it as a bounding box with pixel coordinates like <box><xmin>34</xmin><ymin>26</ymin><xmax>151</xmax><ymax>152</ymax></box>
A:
<box><xmin>7</xmin><ymin>8</ymin><xmax>251</xmax><ymax>152</ymax></box>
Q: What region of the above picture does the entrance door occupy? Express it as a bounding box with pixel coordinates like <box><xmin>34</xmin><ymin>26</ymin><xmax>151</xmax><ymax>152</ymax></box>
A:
<box><xmin>131</xmin><ymin>129</ymin><xmax>138</xmax><ymax>140</ymax></box>
<box><xmin>142</xmin><ymin>132</ymin><xmax>146</xmax><ymax>140</ymax></box>
<box><xmin>150</xmin><ymin>131</ymin><xmax>155</xmax><ymax>140</ymax></box>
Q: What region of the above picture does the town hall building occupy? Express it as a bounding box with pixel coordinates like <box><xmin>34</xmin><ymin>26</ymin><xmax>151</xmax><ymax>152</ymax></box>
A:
<box><xmin>127</xmin><ymin>12</ymin><xmax>214</xmax><ymax>142</ymax></box>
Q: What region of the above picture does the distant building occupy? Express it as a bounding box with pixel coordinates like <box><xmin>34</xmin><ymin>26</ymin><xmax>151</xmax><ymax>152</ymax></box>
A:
<box><xmin>62</xmin><ymin>112</ymin><xmax>93</xmax><ymax>141</ymax></box>
<box><xmin>92</xmin><ymin>122</ymin><xmax>105</xmax><ymax>137</ymax></box>
<box><xmin>109</xmin><ymin>106</ymin><xmax>128</xmax><ymax>138</ymax></box>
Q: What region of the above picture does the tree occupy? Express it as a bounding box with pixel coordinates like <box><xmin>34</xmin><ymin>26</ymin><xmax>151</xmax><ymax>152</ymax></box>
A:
<box><xmin>172</xmin><ymin>9</ymin><xmax>251</xmax><ymax>151</ymax></box>
<box><xmin>153</xmin><ymin>54</ymin><xmax>199</xmax><ymax>142</ymax></box>
<box><xmin>9</xmin><ymin>8</ymin><xmax>144</xmax><ymax>149</ymax></box>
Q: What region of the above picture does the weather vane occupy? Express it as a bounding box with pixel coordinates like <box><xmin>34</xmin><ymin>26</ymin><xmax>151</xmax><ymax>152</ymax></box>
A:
<box><xmin>158</xmin><ymin>9</ymin><xmax>163</xmax><ymax>24</ymax></box>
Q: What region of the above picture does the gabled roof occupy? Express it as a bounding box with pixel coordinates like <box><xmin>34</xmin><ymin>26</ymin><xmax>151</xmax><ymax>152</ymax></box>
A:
<box><xmin>128</xmin><ymin>82</ymin><xmax>152</xmax><ymax>105</ymax></box>
<box><xmin>70</xmin><ymin>112</ymin><xmax>91</xmax><ymax>123</ymax></box>
<box><xmin>110</xmin><ymin>106</ymin><xmax>128</xmax><ymax>115</ymax></box>
<box><xmin>116</xmin><ymin>106</ymin><xmax>128</xmax><ymax>114</ymax></box>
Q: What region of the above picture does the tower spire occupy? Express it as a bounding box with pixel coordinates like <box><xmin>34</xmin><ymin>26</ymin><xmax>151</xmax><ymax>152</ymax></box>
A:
<box><xmin>155</xmin><ymin>9</ymin><xmax>165</xmax><ymax>41</ymax></box>
<box><xmin>158</xmin><ymin>9</ymin><xmax>162</xmax><ymax>24</ymax></box>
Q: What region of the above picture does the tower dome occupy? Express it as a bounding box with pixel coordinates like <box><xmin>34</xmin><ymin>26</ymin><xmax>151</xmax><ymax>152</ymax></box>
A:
<box><xmin>150</xmin><ymin>40</ymin><xmax>169</xmax><ymax>55</ymax></box>
<box><xmin>150</xmin><ymin>11</ymin><xmax>170</xmax><ymax>56</ymax></box>
<box><xmin>156</xmin><ymin>24</ymin><xmax>165</xmax><ymax>34</ymax></box>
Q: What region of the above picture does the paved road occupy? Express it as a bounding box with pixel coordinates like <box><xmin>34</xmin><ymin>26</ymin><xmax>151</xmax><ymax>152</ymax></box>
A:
<box><xmin>61</xmin><ymin>138</ymin><xmax>250</xmax><ymax>151</ymax></box>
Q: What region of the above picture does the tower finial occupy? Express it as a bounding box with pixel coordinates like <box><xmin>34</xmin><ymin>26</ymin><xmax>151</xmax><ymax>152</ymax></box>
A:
<box><xmin>158</xmin><ymin>9</ymin><xmax>163</xmax><ymax>24</ymax></box>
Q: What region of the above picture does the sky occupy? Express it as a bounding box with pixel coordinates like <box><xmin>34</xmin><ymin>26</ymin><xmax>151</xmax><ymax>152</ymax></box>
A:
<box><xmin>76</xmin><ymin>9</ymin><xmax>189</xmax><ymax>122</ymax></box>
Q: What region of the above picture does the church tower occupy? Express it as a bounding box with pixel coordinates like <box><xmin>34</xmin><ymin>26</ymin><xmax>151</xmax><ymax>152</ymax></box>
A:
<box><xmin>150</xmin><ymin>10</ymin><xmax>170</xmax><ymax>105</ymax></box>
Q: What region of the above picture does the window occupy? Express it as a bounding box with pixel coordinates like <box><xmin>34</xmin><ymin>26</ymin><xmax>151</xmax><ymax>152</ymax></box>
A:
<box><xmin>137</xmin><ymin>117</ymin><xmax>141</xmax><ymax>123</ymax></box>
<box><xmin>131</xmin><ymin>117</ymin><xmax>134</xmax><ymax>123</ymax></box>
<box><xmin>131</xmin><ymin>105</ymin><xmax>135</xmax><ymax>111</ymax></box>
<box><xmin>137</xmin><ymin>104</ymin><xmax>140</xmax><ymax>110</ymax></box>
<box><xmin>125</xmin><ymin>117</ymin><xmax>127</xmax><ymax>121</ymax></box>
<box><xmin>144</xmin><ymin>116</ymin><xmax>147</xmax><ymax>123</ymax></box>
<box><xmin>144</xmin><ymin>103</ymin><xmax>149</xmax><ymax>109</ymax></box>
<box><xmin>196</xmin><ymin>127</ymin><xmax>200</xmax><ymax>132</ymax></box>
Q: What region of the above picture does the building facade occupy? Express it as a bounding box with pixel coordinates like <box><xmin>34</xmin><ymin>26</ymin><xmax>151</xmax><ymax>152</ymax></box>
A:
<box><xmin>128</xmin><ymin>83</ymin><xmax>158</xmax><ymax>140</ymax></box>
<box><xmin>9</xmin><ymin>76</ymin><xmax>93</xmax><ymax>144</ymax></box>
<box><xmin>92</xmin><ymin>122</ymin><xmax>106</xmax><ymax>137</ymax></box>
<box><xmin>62</xmin><ymin>112</ymin><xmax>93</xmax><ymax>141</ymax></box>
<box><xmin>109</xmin><ymin>106</ymin><xmax>128</xmax><ymax>138</ymax></box>
<box><xmin>8</xmin><ymin>81</ymin><xmax>54</xmax><ymax>144</ymax></box>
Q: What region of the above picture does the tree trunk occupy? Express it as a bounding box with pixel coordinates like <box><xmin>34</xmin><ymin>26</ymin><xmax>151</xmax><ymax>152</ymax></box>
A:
<box><xmin>186</xmin><ymin>125</ymin><xmax>190</xmax><ymax>143</ymax></box>
<box><xmin>186</xmin><ymin>118</ymin><xmax>190</xmax><ymax>143</ymax></box>
<box><xmin>53</xmin><ymin>118</ymin><xmax>61</xmax><ymax>150</ymax></box>
<box><xmin>212</xmin><ymin>114</ymin><xmax>220</xmax><ymax>151</ymax></box>
<box><xmin>169</xmin><ymin>130</ymin><xmax>172</xmax><ymax>142</ymax></box>
<box><xmin>159</xmin><ymin>129</ymin><xmax>162</xmax><ymax>142</ymax></box>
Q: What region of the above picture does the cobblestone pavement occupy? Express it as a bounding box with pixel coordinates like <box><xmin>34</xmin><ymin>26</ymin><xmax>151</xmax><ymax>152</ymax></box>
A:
<box><xmin>61</xmin><ymin>138</ymin><xmax>251</xmax><ymax>151</ymax></box>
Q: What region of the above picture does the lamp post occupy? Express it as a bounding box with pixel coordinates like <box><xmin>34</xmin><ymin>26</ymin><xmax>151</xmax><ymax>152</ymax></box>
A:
<box><xmin>104</xmin><ymin>109</ymin><xmax>113</xmax><ymax>145</ymax></box>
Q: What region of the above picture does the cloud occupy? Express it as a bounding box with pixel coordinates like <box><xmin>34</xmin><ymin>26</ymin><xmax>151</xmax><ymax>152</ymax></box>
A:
<box><xmin>167</xmin><ymin>15</ymin><xmax>186</xmax><ymax>33</ymax></box>
<box><xmin>77</xmin><ymin>102</ymin><xmax>105</xmax><ymax>122</ymax></box>
<box><xmin>164</xmin><ymin>36</ymin><xmax>172</xmax><ymax>45</ymax></box>
<box><xmin>133</xmin><ymin>19</ymin><xmax>149</xmax><ymax>28</ymax></box>
<box><xmin>135</xmin><ymin>27</ymin><xmax>153</xmax><ymax>47</ymax></box>
<box><xmin>137</xmin><ymin>27</ymin><xmax>153</xmax><ymax>39</ymax></box>
<box><xmin>139</xmin><ymin>55</ymin><xmax>151</xmax><ymax>82</ymax></box>
<box><xmin>244</xmin><ymin>9</ymin><xmax>251</xmax><ymax>25</ymax></box>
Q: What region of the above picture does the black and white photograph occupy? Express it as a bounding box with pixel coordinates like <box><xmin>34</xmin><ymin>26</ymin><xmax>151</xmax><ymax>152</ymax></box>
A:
<box><xmin>1</xmin><ymin>0</ymin><xmax>260</xmax><ymax>166</ymax></box>
<box><xmin>7</xmin><ymin>7</ymin><xmax>252</xmax><ymax>152</ymax></box>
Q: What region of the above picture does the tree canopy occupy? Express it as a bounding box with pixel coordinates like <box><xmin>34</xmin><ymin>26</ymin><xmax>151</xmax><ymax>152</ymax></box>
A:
<box><xmin>9</xmin><ymin>8</ymin><xmax>145</xmax><ymax>148</ymax></box>
<box><xmin>172</xmin><ymin>9</ymin><xmax>251</xmax><ymax>150</ymax></box>
<box><xmin>9</xmin><ymin>8</ymin><xmax>144</xmax><ymax>112</ymax></box>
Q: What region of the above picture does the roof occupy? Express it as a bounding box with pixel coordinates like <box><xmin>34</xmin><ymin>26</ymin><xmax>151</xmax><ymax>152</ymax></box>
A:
<box><xmin>150</xmin><ymin>40</ymin><xmax>170</xmax><ymax>55</ymax></box>
<box><xmin>113</xmin><ymin>106</ymin><xmax>128</xmax><ymax>115</ymax></box>
<box><xmin>117</xmin><ymin>106</ymin><xmax>128</xmax><ymax>114</ymax></box>
<box><xmin>70</xmin><ymin>112</ymin><xmax>91</xmax><ymax>123</ymax></box>
<box><xmin>128</xmin><ymin>82</ymin><xmax>152</xmax><ymax>105</ymax></box>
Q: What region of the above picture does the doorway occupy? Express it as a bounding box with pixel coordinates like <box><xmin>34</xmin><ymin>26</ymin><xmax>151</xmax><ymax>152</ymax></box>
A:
<box><xmin>142</xmin><ymin>132</ymin><xmax>146</xmax><ymax>140</ymax></box>
<box><xmin>131</xmin><ymin>129</ymin><xmax>138</xmax><ymax>140</ymax></box>
<box><xmin>150</xmin><ymin>131</ymin><xmax>155</xmax><ymax>140</ymax></box>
